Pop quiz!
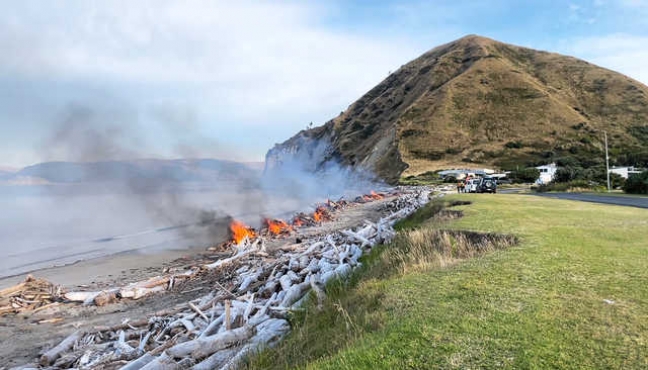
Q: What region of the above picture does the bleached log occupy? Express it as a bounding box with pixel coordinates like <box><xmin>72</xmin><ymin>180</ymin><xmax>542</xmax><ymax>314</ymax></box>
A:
<box><xmin>237</xmin><ymin>269</ymin><xmax>262</xmax><ymax>293</ymax></box>
<box><xmin>219</xmin><ymin>319</ymin><xmax>290</xmax><ymax>370</ymax></box>
<box><xmin>119</xmin><ymin>285</ymin><xmax>166</xmax><ymax>300</ymax></box>
<box><xmin>204</xmin><ymin>250</ymin><xmax>251</xmax><ymax>270</ymax></box>
<box><xmin>338</xmin><ymin>244</ymin><xmax>350</xmax><ymax>264</ymax></box>
<box><xmin>40</xmin><ymin>330</ymin><xmax>84</xmax><ymax>365</ymax></box>
<box><xmin>115</xmin><ymin>330</ymin><xmax>136</xmax><ymax>356</ymax></box>
<box><xmin>200</xmin><ymin>312</ymin><xmax>225</xmax><ymax>338</ymax></box>
<box><xmin>139</xmin><ymin>352</ymin><xmax>181</xmax><ymax>370</ymax></box>
<box><xmin>348</xmin><ymin>245</ymin><xmax>363</xmax><ymax>265</ymax></box>
<box><xmin>138</xmin><ymin>276</ymin><xmax>171</xmax><ymax>289</ymax></box>
<box><xmin>243</xmin><ymin>293</ymin><xmax>255</xmax><ymax>322</ymax></box>
<box><xmin>179</xmin><ymin>318</ymin><xmax>195</xmax><ymax>332</ymax></box>
<box><xmin>321</xmin><ymin>270</ymin><xmax>336</xmax><ymax>284</ymax></box>
<box><xmin>280</xmin><ymin>281</ymin><xmax>310</xmax><ymax>307</ymax></box>
<box><xmin>318</xmin><ymin>259</ymin><xmax>336</xmax><ymax>274</ymax></box>
<box><xmin>94</xmin><ymin>291</ymin><xmax>118</xmax><ymax>306</ymax></box>
<box><xmin>335</xmin><ymin>264</ymin><xmax>352</xmax><ymax>279</ymax></box>
<box><xmin>166</xmin><ymin>325</ymin><xmax>255</xmax><ymax>359</ymax></box>
<box><xmin>341</xmin><ymin>230</ymin><xmax>374</xmax><ymax>248</ymax></box>
<box><xmin>64</xmin><ymin>291</ymin><xmax>101</xmax><ymax>302</ymax></box>
<box><xmin>188</xmin><ymin>302</ymin><xmax>209</xmax><ymax>323</ymax></box>
<box><xmin>356</xmin><ymin>222</ymin><xmax>377</xmax><ymax>239</ymax></box>
<box><xmin>190</xmin><ymin>348</ymin><xmax>238</xmax><ymax>370</ymax></box>
<box><xmin>309</xmin><ymin>275</ymin><xmax>326</xmax><ymax>311</ymax></box>
<box><xmin>7</xmin><ymin>363</ymin><xmax>38</xmax><ymax>370</ymax></box>
<box><xmin>304</xmin><ymin>258</ymin><xmax>320</xmax><ymax>273</ymax></box>
<box><xmin>224</xmin><ymin>300</ymin><xmax>232</xmax><ymax>331</ymax></box>
<box><xmin>299</xmin><ymin>241</ymin><xmax>324</xmax><ymax>256</ymax></box>
<box><xmin>278</xmin><ymin>272</ymin><xmax>297</xmax><ymax>291</ymax></box>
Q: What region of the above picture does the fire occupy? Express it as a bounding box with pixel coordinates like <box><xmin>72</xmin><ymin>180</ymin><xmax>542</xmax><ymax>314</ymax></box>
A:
<box><xmin>370</xmin><ymin>190</ymin><xmax>383</xmax><ymax>200</ymax></box>
<box><xmin>292</xmin><ymin>217</ymin><xmax>304</xmax><ymax>227</ymax></box>
<box><xmin>264</xmin><ymin>218</ymin><xmax>293</xmax><ymax>236</ymax></box>
<box><xmin>313</xmin><ymin>206</ymin><xmax>329</xmax><ymax>223</ymax></box>
<box><xmin>229</xmin><ymin>220</ymin><xmax>256</xmax><ymax>244</ymax></box>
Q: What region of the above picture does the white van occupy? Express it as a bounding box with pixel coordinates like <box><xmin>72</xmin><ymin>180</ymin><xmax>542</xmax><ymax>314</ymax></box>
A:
<box><xmin>465</xmin><ymin>179</ymin><xmax>480</xmax><ymax>193</ymax></box>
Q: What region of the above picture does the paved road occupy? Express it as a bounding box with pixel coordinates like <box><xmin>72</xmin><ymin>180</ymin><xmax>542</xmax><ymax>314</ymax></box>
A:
<box><xmin>532</xmin><ymin>192</ymin><xmax>648</xmax><ymax>209</ymax></box>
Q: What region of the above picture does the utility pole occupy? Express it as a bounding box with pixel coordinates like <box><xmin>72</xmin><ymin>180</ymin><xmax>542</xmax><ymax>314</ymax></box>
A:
<box><xmin>605</xmin><ymin>131</ymin><xmax>611</xmax><ymax>192</ymax></box>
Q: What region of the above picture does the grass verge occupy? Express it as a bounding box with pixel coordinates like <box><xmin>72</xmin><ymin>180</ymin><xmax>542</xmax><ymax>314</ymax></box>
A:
<box><xmin>246</xmin><ymin>194</ymin><xmax>648</xmax><ymax>369</ymax></box>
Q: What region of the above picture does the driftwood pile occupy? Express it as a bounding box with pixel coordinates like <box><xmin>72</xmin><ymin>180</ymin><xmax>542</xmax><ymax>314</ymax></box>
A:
<box><xmin>13</xmin><ymin>187</ymin><xmax>432</xmax><ymax>370</ymax></box>
<box><xmin>0</xmin><ymin>275</ymin><xmax>63</xmax><ymax>316</ymax></box>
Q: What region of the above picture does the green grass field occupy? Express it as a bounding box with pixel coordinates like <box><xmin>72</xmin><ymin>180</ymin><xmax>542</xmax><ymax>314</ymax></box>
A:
<box><xmin>248</xmin><ymin>194</ymin><xmax>648</xmax><ymax>369</ymax></box>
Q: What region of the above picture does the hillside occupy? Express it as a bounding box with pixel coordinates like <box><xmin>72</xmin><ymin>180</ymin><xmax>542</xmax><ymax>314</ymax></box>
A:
<box><xmin>6</xmin><ymin>159</ymin><xmax>259</xmax><ymax>185</ymax></box>
<box><xmin>266</xmin><ymin>35</ymin><xmax>648</xmax><ymax>183</ymax></box>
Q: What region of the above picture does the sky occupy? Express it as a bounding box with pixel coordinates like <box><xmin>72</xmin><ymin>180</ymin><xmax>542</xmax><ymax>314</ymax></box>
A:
<box><xmin>2</xmin><ymin>0</ymin><xmax>648</xmax><ymax>168</ymax></box>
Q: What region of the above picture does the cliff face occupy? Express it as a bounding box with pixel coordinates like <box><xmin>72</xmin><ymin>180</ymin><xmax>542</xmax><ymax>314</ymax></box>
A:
<box><xmin>266</xmin><ymin>35</ymin><xmax>648</xmax><ymax>183</ymax></box>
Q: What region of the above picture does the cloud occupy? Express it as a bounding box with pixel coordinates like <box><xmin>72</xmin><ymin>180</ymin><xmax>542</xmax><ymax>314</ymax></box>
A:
<box><xmin>560</xmin><ymin>34</ymin><xmax>648</xmax><ymax>84</ymax></box>
<box><xmin>0</xmin><ymin>1</ymin><xmax>421</xmax><ymax>122</ymax></box>
<box><xmin>557</xmin><ymin>34</ymin><xmax>648</xmax><ymax>84</ymax></box>
<box><xmin>0</xmin><ymin>1</ymin><xmax>425</xmax><ymax>166</ymax></box>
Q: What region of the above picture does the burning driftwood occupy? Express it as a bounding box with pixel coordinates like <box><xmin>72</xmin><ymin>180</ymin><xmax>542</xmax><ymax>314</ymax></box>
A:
<box><xmin>14</xmin><ymin>187</ymin><xmax>432</xmax><ymax>369</ymax></box>
<box><xmin>262</xmin><ymin>218</ymin><xmax>293</xmax><ymax>237</ymax></box>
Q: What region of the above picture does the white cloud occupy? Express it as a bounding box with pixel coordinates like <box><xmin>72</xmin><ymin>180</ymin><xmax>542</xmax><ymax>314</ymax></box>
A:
<box><xmin>0</xmin><ymin>1</ymin><xmax>421</xmax><ymax>123</ymax></box>
<box><xmin>0</xmin><ymin>0</ymin><xmax>429</xmax><ymax>166</ymax></box>
<box><xmin>557</xmin><ymin>34</ymin><xmax>648</xmax><ymax>85</ymax></box>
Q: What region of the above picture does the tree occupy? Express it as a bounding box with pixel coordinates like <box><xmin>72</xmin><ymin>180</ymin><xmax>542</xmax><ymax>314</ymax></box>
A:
<box><xmin>554</xmin><ymin>166</ymin><xmax>583</xmax><ymax>183</ymax></box>
<box><xmin>623</xmin><ymin>171</ymin><xmax>648</xmax><ymax>194</ymax></box>
<box><xmin>508</xmin><ymin>168</ymin><xmax>540</xmax><ymax>183</ymax></box>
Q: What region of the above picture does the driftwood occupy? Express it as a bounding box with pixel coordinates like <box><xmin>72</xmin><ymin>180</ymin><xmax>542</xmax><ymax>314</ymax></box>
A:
<box><xmin>39</xmin><ymin>330</ymin><xmax>84</xmax><ymax>366</ymax></box>
<box><xmin>120</xmin><ymin>353</ymin><xmax>156</xmax><ymax>370</ymax></box>
<box><xmin>18</xmin><ymin>187</ymin><xmax>432</xmax><ymax>369</ymax></box>
<box><xmin>1</xmin><ymin>275</ymin><xmax>63</xmax><ymax>316</ymax></box>
<box><xmin>166</xmin><ymin>325</ymin><xmax>255</xmax><ymax>359</ymax></box>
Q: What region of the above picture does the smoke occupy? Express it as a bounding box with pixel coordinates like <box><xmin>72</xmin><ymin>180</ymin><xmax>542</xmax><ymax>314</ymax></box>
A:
<box><xmin>262</xmin><ymin>130</ymin><xmax>385</xmax><ymax>204</ymax></box>
<box><xmin>41</xmin><ymin>104</ymin><xmax>141</xmax><ymax>163</ymax></box>
<box><xmin>11</xmin><ymin>101</ymin><xmax>384</xmax><ymax>272</ymax></box>
<box><xmin>32</xmin><ymin>103</ymin><xmax>252</xmax><ymax>248</ymax></box>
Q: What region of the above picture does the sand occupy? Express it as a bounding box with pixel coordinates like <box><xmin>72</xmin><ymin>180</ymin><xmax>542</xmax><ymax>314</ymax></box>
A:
<box><xmin>0</xmin><ymin>195</ymin><xmax>394</xmax><ymax>367</ymax></box>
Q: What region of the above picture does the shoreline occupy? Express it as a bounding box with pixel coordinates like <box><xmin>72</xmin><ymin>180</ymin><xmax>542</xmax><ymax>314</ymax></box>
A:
<box><xmin>0</xmin><ymin>242</ymin><xmax>217</xmax><ymax>290</ymax></box>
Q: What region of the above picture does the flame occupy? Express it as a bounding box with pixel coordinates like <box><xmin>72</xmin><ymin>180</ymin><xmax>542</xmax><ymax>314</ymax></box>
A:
<box><xmin>292</xmin><ymin>217</ymin><xmax>304</xmax><ymax>227</ymax></box>
<box><xmin>313</xmin><ymin>206</ymin><xmax>328</xmax><ymax>222</ymax></box>
<box><xmin>264</xmin><ymin>218</ymin><xmax>293</xmax><ymax>235</ymax></box>
<box><xmin>229</xmin><ymin>220</ymin><xmax>256</xmax><ymax>244</ymax></box>
<box><xmin>370</xmin><ymin>190</ymin><xmax>383</xmax><ymax>200</ymax></box>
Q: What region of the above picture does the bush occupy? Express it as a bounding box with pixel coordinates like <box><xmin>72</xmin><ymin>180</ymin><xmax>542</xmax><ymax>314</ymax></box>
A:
<box><xmin>535</xmin><ymin>180</ymin><xmax>602</xmax><ymax>193</ymax></box>
<box><xmin>508</xmin><ymin>167</ymin><xmax>540</xmax><ymax>183</ymax></box>
<box><xmin>623</xmin><ymin>171</ymin><xmax>648</xmax><ymax>194</ymax></box>
<box><xmin>554</xmin><ymin>166</ymin><xmax>584</xmax><ymax>183</ymax></box>
<box><xmin>505</xmin><ymin>141</ymin><xmax>523</xmax><ymax>149</ymax></box>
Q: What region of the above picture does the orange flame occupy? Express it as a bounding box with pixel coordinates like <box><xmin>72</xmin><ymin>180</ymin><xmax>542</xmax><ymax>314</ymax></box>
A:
<box><xmin>313</xmin><ymin>206</ymin><xmax>329</xmax><ymax>222</ymax></box>
<box><xmin>370</xmin><ymin>190</ymin><xmax>383</xmax><ymax>200</ymax></box>
<box><xmin>230</xmin><ymin>220</ymin><xmax>256</xmax><ymax>244</ymax></box>
<box><xmin>264</xmin><ymin>218</ymin><xmax>293</xmax><ymax>235</ymax></box>
<box><xmin>292</xmin><ymin>217</ymin><xmax>304</xmax><ymax>227</ymax></box>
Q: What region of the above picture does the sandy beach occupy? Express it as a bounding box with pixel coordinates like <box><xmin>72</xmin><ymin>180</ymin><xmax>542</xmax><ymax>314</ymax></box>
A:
<box><xmin>0</xmin><ymin>188</ymin><xmax>396</xmax><ymax>366</ymax></box>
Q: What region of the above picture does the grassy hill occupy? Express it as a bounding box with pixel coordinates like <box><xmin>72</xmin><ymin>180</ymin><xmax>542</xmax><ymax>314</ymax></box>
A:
<box><xmin>266</xmin><ymin>35</ymin><xmax>648</xmax><ymax>183</ymax></box>
<box><xmin>247</xmin><ymin>195</ymin><xmax>648</xmax><ymax>369</ymax></box>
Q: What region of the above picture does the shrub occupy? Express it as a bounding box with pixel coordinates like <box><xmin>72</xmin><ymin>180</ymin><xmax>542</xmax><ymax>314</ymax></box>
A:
<box><xmin>535</xmin><ymin>180</ymin><xmax>601</xmax><ymax>193</ymax></box>
<box><xmin>508</xmin><ymin>167</ymin><xmax>540</xmax><ymax>183</ymax></box>
<box><xmin>623</xmin><ymin>171</ymin><xmax>648</xmax><ymax>194</ymax></box>
<box><xmin>505</xmin><ymin>140</ymin><xmax>523</xmax><ymax>149</ymax></box>
<box><xmin>554</xmin><ymin>166</ymin><xmax>584</xmax><ymax>183</ymax></box>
